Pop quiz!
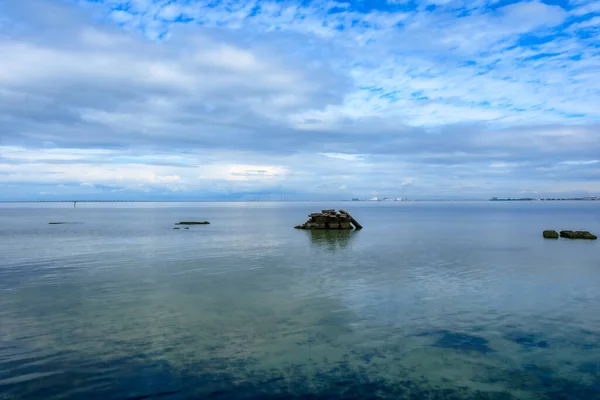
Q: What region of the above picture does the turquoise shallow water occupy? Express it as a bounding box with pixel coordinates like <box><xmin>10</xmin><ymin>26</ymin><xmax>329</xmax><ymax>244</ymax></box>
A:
<box><xmin>0</xmin><ymin>201</ymin><xmax>599</xmax><ymax>399</ymax></box>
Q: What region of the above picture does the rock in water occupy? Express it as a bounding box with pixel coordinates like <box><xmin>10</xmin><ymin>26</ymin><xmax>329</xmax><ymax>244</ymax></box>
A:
<box><xmin>177</xmin><ymin>221</ymin><xmax>210</xmax><ymax>225</ymax></box>
<box><xmin>543</xmin><ymin>230</ymin><xmax>559</xmax><ymax>239</ymax></box>
<box><xmin>559</xmin><ymin>230</ymin><xmax>597</xmax><ymax>240</ymax></box>
<box><xmin>295</xmin><ymin>209</ymin><xmax>362</xmax><ymax>230</ymax></box>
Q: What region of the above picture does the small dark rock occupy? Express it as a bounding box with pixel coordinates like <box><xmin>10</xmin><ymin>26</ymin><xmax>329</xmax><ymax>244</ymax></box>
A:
<box><xmin>505</xmin><ymin>332</ymin><xmax>550</xmax><ymax>349</ymax></box>
<box><xmin>543</xmin><ymin>230</ymin><xmax>559</xmax><ymax>239</ymax></box>
<box><xmin>173</xmin><ymin>227</ymin><xmax>180</xmax><ymax>230</ymax></box>
<box><xmin>559</xmin><ymin>230</ymin><xmax>597</xmax><ymax>240</ymax></box>
<box><xmin>419</xmin><ymin>330</ymin><xmax>494</xmax><ymax>354</ymax></box>
<box><xmin>49</xmin><ymin>222</ymin><xmax>68</xmax><ymax>225</ymax></box>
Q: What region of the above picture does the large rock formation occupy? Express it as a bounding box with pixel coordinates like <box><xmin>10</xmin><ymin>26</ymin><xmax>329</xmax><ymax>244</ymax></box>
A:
<box><xmin>295</xmin><ymin>209</ymin><xmax>363</xmax><ymax>230</ymax></box>
<box><xmin>559</xmin><ymin>230</ymin><xmax>597</xmax><ymax>240</ymax></box>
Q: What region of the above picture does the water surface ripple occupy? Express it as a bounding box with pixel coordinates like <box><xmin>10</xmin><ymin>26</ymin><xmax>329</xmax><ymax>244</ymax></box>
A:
<box><xmin>1</xmin><ymin>201</ymin><xmax>599</xmax><ymax>399</ymax></box>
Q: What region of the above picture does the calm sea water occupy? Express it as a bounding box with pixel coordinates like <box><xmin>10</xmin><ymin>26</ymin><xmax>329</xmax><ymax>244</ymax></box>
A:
<box><xmin>1</xmin><ymin>201</ymin><xmax>599</xmax><ymax>400</ymax></box>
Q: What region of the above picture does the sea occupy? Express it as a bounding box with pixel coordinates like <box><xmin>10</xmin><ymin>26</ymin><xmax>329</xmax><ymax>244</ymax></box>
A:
<box><xmin>0</xmin><ymin>201</ymin><xmax>599</xmax><ymax>400</ymax></box>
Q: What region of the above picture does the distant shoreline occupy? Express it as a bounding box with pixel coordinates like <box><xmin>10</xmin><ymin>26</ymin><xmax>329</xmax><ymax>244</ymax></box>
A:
<box><xmin>490</xmin><ymin>197</ymin><xmax>600</xmax><ymax>201</ymax></box>
<box><xmin>1</xmin><ymin>198</ymin><xmax>599</xmax><ymax>203</ymax></box>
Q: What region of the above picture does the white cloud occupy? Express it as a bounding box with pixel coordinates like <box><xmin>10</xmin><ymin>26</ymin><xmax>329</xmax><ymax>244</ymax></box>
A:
<box><xmin>559</xmin><ymin>160</ymin><xmax>600</xmax><ymax>165</ymax></box>
<box><xmin>568</xmin><ymin>15</ymin><xmax>600</xmax><ymax>31</ymax></box>
<box><xmin>570</xmin><ymin>1</ymin><xmax>600</xmax><ymax>16</ymax></box>
<box><xmin>1</xmin><ymin>0</ymin><xmax>600</xmax><ymax>199</ymax></box>
<box><xmin>489</xmin><ymin>162</ymin><xmax>525</xmax><ymax>169</ymax></box>
<box><xmin>319</xmin><ymin>153</ymin><xmax>365</xmax><ymax>161</ymax></box>
<box><xmin>110</xmin><ymin>10</ymin><xmax>136</xmax><ymax>24</ymax></box>
<box><xmin>0</xmin><ymin>146</ymin><xmax>288</xmax><ymax>190</ymax></box>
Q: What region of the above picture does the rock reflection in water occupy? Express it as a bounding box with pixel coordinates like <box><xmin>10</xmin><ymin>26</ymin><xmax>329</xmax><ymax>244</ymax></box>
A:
<box><xmin>306</xmin><ymin>229</ymin><xmax>357</xmax><ymax>251</ymax></box>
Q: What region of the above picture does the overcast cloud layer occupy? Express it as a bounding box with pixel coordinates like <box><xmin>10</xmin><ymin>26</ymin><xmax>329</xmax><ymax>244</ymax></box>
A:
<box><xmin>1</xmin><ymin>0</ymin><xmax>599</xmax><ymax>200</ymax></box>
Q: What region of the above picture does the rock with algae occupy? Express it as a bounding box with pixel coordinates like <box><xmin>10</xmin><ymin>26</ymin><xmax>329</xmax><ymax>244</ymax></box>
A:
<box><xmin>543</xmin><ymin>230</ymin><xmax>559</xmax><ymax>239</ymax></box>
<box><xmin>559</xmin><ymin>230</ymin><xmax>597</xmax><ymax>240</ymax></box>
<box><xmin>295</xmin><ymin>209</ymin><xmax>362</xmax><ymax>230</ymax></box>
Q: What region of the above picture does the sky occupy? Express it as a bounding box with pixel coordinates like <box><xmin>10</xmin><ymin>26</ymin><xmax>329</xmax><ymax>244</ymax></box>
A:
<box><xmin>0</xmin><ymin>0</ymin><xmax>599</xmax><ymax>200</ymax></box>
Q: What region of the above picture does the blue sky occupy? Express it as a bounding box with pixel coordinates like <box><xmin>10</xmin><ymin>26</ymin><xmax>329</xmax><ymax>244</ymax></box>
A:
<box><xmin>0</xmin><ymin>0</ymin><xmax>599</xmax><ymax>200</ymax></box>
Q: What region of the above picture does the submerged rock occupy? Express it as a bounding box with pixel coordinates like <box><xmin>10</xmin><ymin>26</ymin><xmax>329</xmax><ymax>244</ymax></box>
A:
<box><xmin>173</xmin><ymin>227</ymin><xmax>180</xmax><ymax>230</ymax></box>
<box><xmin>504</xmin><ymin>332</ymin><xmax>550</xmax><ymax>348</ymax></box>
<box><xmin>416</xmin><ymin>330</ymin><xmax>494</xmax><ymax>354</ymax></box>
<box><xmin>559</xmin><ymin>230</ymin><xmax>597</xmax><ymax>240</ymax></box>
<box><xmin>295</xmin><ymin>209</ymin><xmax>362</xmax><ymax>230</ymax></box>
<box><xmin>543</xmin><ymin>230</ymin><xmax>559</xmax><ymax>239</ymax></box>
<box><xmin>177</xmin><ymin>221</ymin><xmax>210</xmax><ymax>225</ymax></box>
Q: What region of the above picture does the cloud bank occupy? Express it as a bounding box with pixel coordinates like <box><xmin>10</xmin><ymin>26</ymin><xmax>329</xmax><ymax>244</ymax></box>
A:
<box><xmin>1</xmin><ymin>0</ymin><xmax>599</xmax><ymax>200</ymax></box>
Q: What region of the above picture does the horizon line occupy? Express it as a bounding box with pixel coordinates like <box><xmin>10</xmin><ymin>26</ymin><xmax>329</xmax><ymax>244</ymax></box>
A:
<box><xmin>2</xmin><ymin>198</ymin><xmax>599</xmax><ymax>203</ymax></box>
<box><xmin>0</xmin><ymin>199</ymin><xmax>491</xmax><ymax>203</ymax></box>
